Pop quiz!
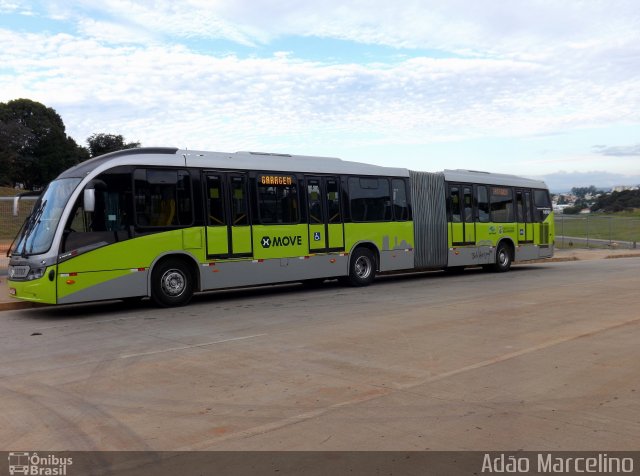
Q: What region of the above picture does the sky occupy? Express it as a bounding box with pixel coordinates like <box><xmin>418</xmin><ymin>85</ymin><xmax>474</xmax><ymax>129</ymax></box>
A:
<box><xmin>1</xmin><ymin>1</ymin><xmax>639</xmax><ymax>191</ymax></box>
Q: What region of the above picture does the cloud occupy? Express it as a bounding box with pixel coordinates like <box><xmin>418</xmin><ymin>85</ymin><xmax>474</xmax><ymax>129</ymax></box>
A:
<box><xmin>1</xmin><ymin>2</ymin><xmax>639</xmax><ymax>177</ymax></box>
<box><xmin>1</xmin><ymin>23</ymin><xmax>639</xmax><ymax>162</ymax></box>
<box><xmin>39</xmin><ymin>1</ymin><xmax>640</xmax><ymax>60</ymax></box>
<box><xmin>0</xmin><ymin>0</ymin><xmax>33</xmax><ymax>14</ymax></box>
<box><xmin>593</xmin><ymin>144</ymin><xmax>640</xmax><ymax>157</ymax></box>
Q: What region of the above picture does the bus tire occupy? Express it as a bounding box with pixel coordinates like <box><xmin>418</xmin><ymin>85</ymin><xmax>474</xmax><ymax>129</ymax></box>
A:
<box><xmin>493</xmin><ymin>242</ymin><xmax>512</xmax><ymax>272</ymax></box>
<box><xmin>347</xmin><ymin>248</ymin><xmax>376</xmax><ymax>286</ymax></box>
<box><xmin>151</xmin><ymin>258</ymin><xmax>194</xmax><ymax>307</ymax></box>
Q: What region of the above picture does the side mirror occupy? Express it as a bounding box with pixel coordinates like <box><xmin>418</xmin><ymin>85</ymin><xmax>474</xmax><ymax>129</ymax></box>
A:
<box><xmin>84</xmin><ymin>188</ymin><xmax>96</xmax><ymax>213</ymax></box>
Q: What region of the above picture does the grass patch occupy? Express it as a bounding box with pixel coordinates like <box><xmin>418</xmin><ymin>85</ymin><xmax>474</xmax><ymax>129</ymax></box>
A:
<box><xmin>555</xmin><ymin>215</ymin><xmax>640</xmax><ymax>243</ymax></box>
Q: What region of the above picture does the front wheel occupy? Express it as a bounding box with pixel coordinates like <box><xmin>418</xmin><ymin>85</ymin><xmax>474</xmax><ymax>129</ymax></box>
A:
<box><xmin>492</xmin><ymin>243</ymin><xmax>512</xmax><ymax>272</ymax></box>
<box><xmin>151</xmin><ymin>258</ymin><xmax>194</xmax><ymax>307</ymax></box>
<box><xmin>347</xmin><ymin>248</ymin><xmax>376</xmax><ymax>286</ymax></box>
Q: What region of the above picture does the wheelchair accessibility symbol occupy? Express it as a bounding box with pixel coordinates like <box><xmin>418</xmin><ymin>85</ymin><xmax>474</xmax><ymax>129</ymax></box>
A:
<box><xmin>313</xmin><ymin>232</ymin><xmax>321</xmax><ymax>241</ymax></box>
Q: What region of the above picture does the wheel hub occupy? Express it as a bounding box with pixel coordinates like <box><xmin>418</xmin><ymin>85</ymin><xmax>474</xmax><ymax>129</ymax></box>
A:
<box><xmin>354</xmin><ymin>256</ymin><xmax>372</xmax><ymax>279</ymax></box>
<box><xmin>161</xmin><ymin>269</ymin><xmax>186</xmax><ymax>297</ymax></box>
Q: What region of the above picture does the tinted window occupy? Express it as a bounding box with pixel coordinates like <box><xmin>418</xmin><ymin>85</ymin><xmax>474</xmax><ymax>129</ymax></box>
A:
<box><xmin>348</xmin><ymin>177</ymin><xmax>391</xmax><ymax>222</ymax></box>
<box><xmin>63</xmin><ymin>167</ymin><xmax>134</xmax><ymax>252</ymax></box>
<box><xmin>326</xmin><ymin>178</ymin><xmax>341</xmax><ymax>224</ymax></box>
<box><xmin>476</xmin><ymin>185</ymin><xmax>490</xmax><ymax>223</ymax></box>
<box><xmin>534</xmin><ymin>189</ymin><xmax>551</xmax><ymax>208</ymax></box>
<box><xmin>230</xmin><ymin>175</ymin><xmax>249</xmax><ymax>225</ymax></box>
<box><xmin>524</xmin><ymin>191</ymin><xmax>533</xmax><ymax>223</ymax></box>
<box><xmin>449</xmin><ymin>186</ymin><xmax>461</xmax><ymax>223</ymax></box>
<box><xmin>258</xmin><ymin>175</ymin><xmax>299</xmax><ymax>224</ymax></box>
<box><xmin>516</xmin><ymin>190</ymin><xmax>532</xmax><ymax>223</ymax></box>
<box><xmin>490</xmin><ymin>186</ymin><xmax>514</xmax><ymax>223</ymax></box>
<box><xmin>533</xmin><ymin>189</ymin><xmax>551</xmax><ymax>222</ymax></box>
<box><xmin>463</xmin><ymin>186</ymin><xmax>473</xmax><ymax>222</ymax></box>
<box><xmin>207</xmin><ymin>175</ymin><xmax>225</xmax><ymax>226</ymax></box>
<box><xmin>134</xmin><ymin>169</ymin><xmax>193</xmax><ymax>227</ymax></box>
<box><xmin>307</xmin><ymin>180</ymin><xmax>323</xmax><ymax>224</ymax></box>
<box><xmin>392</xmin><ymin>179</ymin><xmax>409</xmax><ymax>221</ymax></box>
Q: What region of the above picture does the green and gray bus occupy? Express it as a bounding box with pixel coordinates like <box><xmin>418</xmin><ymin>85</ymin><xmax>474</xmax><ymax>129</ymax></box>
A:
<box><xmin>7</xmin><ymin>147</ymin><xmax>554</xmax><ymax>307</ymax></box>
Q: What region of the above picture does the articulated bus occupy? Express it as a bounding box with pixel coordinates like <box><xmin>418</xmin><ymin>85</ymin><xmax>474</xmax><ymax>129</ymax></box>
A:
<box><xmin>7</xmin><ymin>147</ymin><xmax>554</xmax><ymax>307</ymax></box>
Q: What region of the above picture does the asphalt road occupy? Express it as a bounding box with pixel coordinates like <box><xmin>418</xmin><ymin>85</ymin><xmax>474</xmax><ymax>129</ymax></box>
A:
<box><xmin>0</xmin><ymin>258</ymin><xmax>639</xmax><ymax>451</ymax></box>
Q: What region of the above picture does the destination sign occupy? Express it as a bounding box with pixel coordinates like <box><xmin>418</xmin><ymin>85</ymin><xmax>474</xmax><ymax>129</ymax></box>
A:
<box><xmin>491</xmin><ymin>187</ymin><xmax>510</xmax><ymax>197</ymax></box>
<box><xmin>260</xmin><ymin>175</ymin><xmax>294</xmax><ymax>186</ymax></box>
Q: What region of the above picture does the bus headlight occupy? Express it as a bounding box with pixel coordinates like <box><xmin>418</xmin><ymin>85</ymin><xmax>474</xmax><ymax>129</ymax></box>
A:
<box><xmin>26</xmin><ymin>267</ymin><xmax>46</xmax><ymax>280</ymax></box>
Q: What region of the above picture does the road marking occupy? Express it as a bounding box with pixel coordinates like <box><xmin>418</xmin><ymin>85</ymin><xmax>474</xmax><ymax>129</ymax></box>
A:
<box><xmin>119</xmin><ymin>334</ymin><xmax>267</xmax><ymax>359</ymax></box>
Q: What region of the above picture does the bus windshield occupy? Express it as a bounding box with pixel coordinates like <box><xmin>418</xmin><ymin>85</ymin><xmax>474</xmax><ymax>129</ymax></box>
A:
<box><xmin>12</xmin><ymin>178</ymin><xmax>82</xmax><ymax>256</ymax></box>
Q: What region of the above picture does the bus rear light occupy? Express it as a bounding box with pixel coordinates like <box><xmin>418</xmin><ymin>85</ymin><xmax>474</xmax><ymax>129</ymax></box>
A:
<box><xmin>66</xmin><ymin>280</ymin><xmax>75</xmax><ymax>285</ymax></box>
<box><xmin>9</xmin><ymin>288</ymin><xmax>16</xmax><ymax>295</ymax></box>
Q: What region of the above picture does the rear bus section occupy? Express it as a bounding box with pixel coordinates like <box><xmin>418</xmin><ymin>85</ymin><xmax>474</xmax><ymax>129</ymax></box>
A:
<box><xmin>409</xmin><ymin>169</ymin><xmax>553</xmax><ymax>272</ymax></box>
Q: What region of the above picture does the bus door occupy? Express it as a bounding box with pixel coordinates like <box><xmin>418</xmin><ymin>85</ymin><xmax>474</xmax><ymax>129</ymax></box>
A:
<box><xmin>515</xmin><ymin>189</ymin><xmax>533</xmax><ymax>243</ymax></box>
<box><xmin>204</xmin><ymin>172</ymin><xmax>252</xmax><ymax>258</ymax></box>
<box><xmin>449</xmin><ymin>184</ymin><xmax>474</xmax><ymax>245</ymax></box>
<box><xmin>306</xmin><ymin>176</ymin><xmax>344</xmax><ymax>253</ymax></box>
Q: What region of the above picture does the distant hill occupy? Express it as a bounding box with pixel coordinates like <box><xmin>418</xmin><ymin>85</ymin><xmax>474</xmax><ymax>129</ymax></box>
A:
<box><xmin>591</xmin><ymin>189</ymin><xmax>640</xmax><ymax>212</ymax></box>
<box><xmin>537</xmin><ymin>171</ymin><xmax>640</xmax><ymax>193</ymax></box>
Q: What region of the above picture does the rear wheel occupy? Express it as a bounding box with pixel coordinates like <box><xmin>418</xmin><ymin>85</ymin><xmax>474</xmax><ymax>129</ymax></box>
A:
<box><xmin>492</xmin><ymin>243</ymin><xmax>512</xmax><ymax>272</ymax></box>
<box><xmin>347</xmin><ymin>248</ymin><xmax>376</xmax><ymax>286</ymax></box>
<box><xmin>151</xmin><ymin>258</ymin><xmax>194</xmax><ymax>307</ymax></box>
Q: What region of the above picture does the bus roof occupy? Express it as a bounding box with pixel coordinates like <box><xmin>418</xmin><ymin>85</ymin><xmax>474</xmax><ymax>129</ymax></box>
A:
<box><xmin>443</xmin><ymin>169</ymin><xmax>548</xmax><ymax>190</ymax></box>
<box><xmin>58</xmin><ymin>148</ymin><xmax>548</xmax><ymax>189</ymax></box>
<box><xmin>58</xmin><ymin>147</ymin><xmax>410</xmax><ymax>179</ymax></box>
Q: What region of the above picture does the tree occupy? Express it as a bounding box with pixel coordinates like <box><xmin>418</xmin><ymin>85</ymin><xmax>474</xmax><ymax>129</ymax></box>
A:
<box><xmin>571</xmin><ymin>185</ymin><xmax>603</xmax><ymax>198</ymax></box>
<box><xmin>591</xmin><ymin>190</ymin><xmax>640</xmax><ymax>213</ymax></box>
<box><xmin>87</xmin><ymin>133</ymin><xmax>140</xmax><ymax>158</ymax></box>
<box><xmin>0</xmin><ymin>99</ymin><xmax>89</xmax><ymax>189</ymax></box>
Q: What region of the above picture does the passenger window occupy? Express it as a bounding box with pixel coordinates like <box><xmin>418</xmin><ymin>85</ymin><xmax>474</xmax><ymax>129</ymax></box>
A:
<box><xmin>62</xmin><ymin>167</ymin><xmax>134</xmax><ymax>252</ymax></box>
<box><xmin>230</xmin><ymin>176</ymin><xmax>248</xmax><ymax>225</ymax></box>
<box><xmin>524</xmin><ymin>191</ymin><xmax>533</xmax><ymax>223</ymax></box>
<box><xmin>134</xmin><ymin>169</ymin><xmax>193</xmax><ymax>227</ymax></box>
<box><xmin>307</xmin><ymin>180</ymin><xmax>323</xmax><ymax>224</ymax></box>
<box><xmin>463</xmin><ymin>186</ymin><xmax>473</xmax><ymax>222</ymax></box>
<box><xmin>207</xmin><ymin>176</ymin><xmax>225</xmax><ymax>226</ymax></box>
<box><xmin>476</xmin><ymin>185</ymin><xmax>490</xmax><ymax>223</ymax></box>
<box><xmin>392</xmin><ymin>179</ymin><xmax>409</xmax><ymax>221</ymax></box>
<box><xmin>449</xmin><ymin>186</ymin><xmax>461</xmax><ymax>223</ymax></box>
<box><xmin>348</xmin><ymin>177</ymin><xmax>391</xmax><ymax>222</ymax></box>
<box><xmin>258</xmin><ymin>175</ymin><xmax>299</xmax><ymax>224</ymax></box>
<box><xmin>533</xmin><ymin>189</ymin><xmax>552</xmax><ymax>222</ymax></box>
<box><xmin>326</xmin><ymin>179</ymin><xmax>341</xmax><ymax>223</ymax></box>
<box><xmin>490</xmin><ymin>186</ymin><xmax>514</xmax><ymax>223</ymax></box>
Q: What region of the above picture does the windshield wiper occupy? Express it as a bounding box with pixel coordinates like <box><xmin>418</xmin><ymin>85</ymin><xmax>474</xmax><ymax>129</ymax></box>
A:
<box><xmin>20</xmin><ymin>199</ymin><xmax>47</xmax><ymax>257</ymax></box>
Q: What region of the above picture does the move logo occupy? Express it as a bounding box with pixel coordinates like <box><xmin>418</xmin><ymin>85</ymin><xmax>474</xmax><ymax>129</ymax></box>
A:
<box><xmin>260</xmin><ymin>235</ymin><xmax>303</xmax><ymax>249</ymax></box>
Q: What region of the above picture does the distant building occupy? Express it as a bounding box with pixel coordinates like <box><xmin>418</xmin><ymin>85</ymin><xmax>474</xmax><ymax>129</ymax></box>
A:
<box><xmin>611</xmin><ymin>185</ymin><xmax>639</xmax><ymax>192</ymax></box>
